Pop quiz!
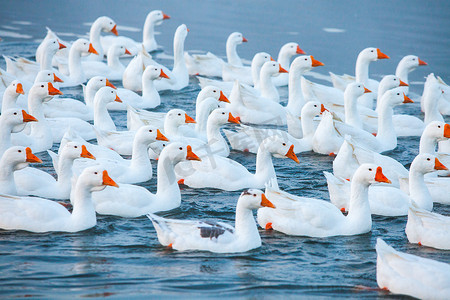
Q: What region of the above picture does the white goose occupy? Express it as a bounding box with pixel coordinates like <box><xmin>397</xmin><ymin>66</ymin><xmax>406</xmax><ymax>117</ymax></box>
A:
<box><xmin>221</xmin><ymin>52</ymin><xmax>273</xmax><ymax>87</ymax></box>
<box><xmin>122</xmin><ymin>46</ymin><xmax>160</xmax><ymax>92</ymax></box>
<box><xmin>113</xmin><ymin>65</ymin><xmax>169</xmax><ymax>110</ymax></box>
<box><xmin>93</xmin><ymin>86</ymin><xmax>123</xmax><ymax>132</ymax></box>
<box><xmin>147</xmin><ymin>189</ymin><xmax>275</xmax><ymax>253</ymax></box>
<box><xmin>14</xmin><ymin>142</ymin><xmax>95</xmax><ymax>199</ymax></box>
<box><xmin>257</xmin><ymin>164</ymin><xmax>391</xmax><ymax>237</ymax></box>
<box><xmin>66</xmin><ymin>39</ymin><xmax>99</xmax><ymax>86</ymax></box>
<box><xmin>272</xmin><ymin>42</ymin><xmax>305</xmax><ymax>86</ymax></box>
<box><xmin>82</xmin><ymin>43</ymin><xmax>132</xmax><ymax>80</ymax></box>
<box><xmin>376</xmin><ymin>238</ymin><xmax>450</xmax><ymax>299</ymax></box>
<box><xmin>224</xmin><ymin>101</ymin><xmax>325</xmax><ymax>154</ymax></box>
<box><xmin>326</xmin><ymin>153</ymin><xmax>447</xmax><ymax>216</ymax></box>
<box><xmin>406</xmin><ymin>204</ymin><xmax>450</xmax><ymax>250</ymax></box>
<box><xmin>422</xmin><ymin>73</ymin><xmax>445</xmax><ymax>124</ymax></box>
<box><xmin>185</xmin><ymin>32</ymin><xmax>247</xmax><ymax>77</ymax></box>
<box><xmin>0</xmin><ymin>108</ymin><xmax>37</xmax><ymax>157</ymax></box>
<box><xmin>101</xmin><ymin>10</ymin><xmax>170</xmax><ymax>54</ymax></box>
<box><xmin>90</xmin><ymin>143</ymin><xmax>201</xmax><ymax>217</ymax></box>
<box><xmin>395</xmin><ymin>55</ymin><xmax>427</xmax><ymax>95</ymax></box>
<box><xmin>0</xmin><ymin>166</ymin><xmax>118</xmax><ymax>233</ymax></box>
<box><xmin>0</xmin><ymin>146</ymin><xmax>42</xmax><ymax>195</ymax></box>
<box><xmin>175</xmin><ymin>136</ymin><xmax>299</xmax><ymax>191</ymax></box>
<box><xmin>85</xmin><ymin>16</ymin><xmax>118</xmax><ymax>61</ymax></box>
<box><xmin>83</xmin><ymin>76</ymin><xmax>117</xmax><ymax>108</ymax></box>
<box><xmin>73</xmin><ymin>125</ymin><xmax>168</xmax><ymax>184</ymax></box>
<box><xmin>1</xmin><ymin>80</ymin><xmax>25</xmax><ymax>112</ymax></box>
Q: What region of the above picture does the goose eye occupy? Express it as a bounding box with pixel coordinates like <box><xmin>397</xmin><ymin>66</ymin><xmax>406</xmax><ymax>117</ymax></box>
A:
<box><xmin>282</xmin><ymin>143</ymin><xmax>286</xmax><ymax>146</ymax></box>
<box><xmin>273</xmin><ymin>64</ymin><xmax>276</xmax><ymax>66</ymax></box>
<box><xmin>371</xmin><ymin>50</ymin><xmax>374</xmax><ymax>52</ymax></box>
<box><xmin>48</xmin><ymin>74</ymin><xmax>51</xmax><ymax>76</ymax></box>
<box><xmin>438</xmin><ymin>125</ymin><xmax>441</xmax><ymax>128</ymax></box>
<box><xmin>179</xmin><ymin>147</ymin><xmax>183</xmax><ymax>150</ymax></box>
<box><xmin>178</xmin><ymin>113</ymin><xmax>181</xmax><ymax>116</ymax></box>
<box><xmin>74</xmin><ymin>146</ymin><xmax>78</xmax><ymax>148</ymax></box>
<box><xmin>100</xmin><ymin>79</ymin><xmax>103</xmax><ymax>82</ymax></box>
<box><xmin>53</xmin><ymin>41</ymin><xmax>56</xmax><ymax>43</ymax></box>
<box><xmin>84</xmin><ymin>43</ymin><xmax>86</xmax><ymax>45</ymax></box>
<box><xmin>110</xmin><ymin>22</ymin><xmax>113</xmax><ymax>25</ymax></box>
<box><xmin>253</xmin><ymin>194</ymin><xmax>256</xmax><ymax>197</ymax></box>
<box><xmin>393</xmin><ymin>78</ymin><xmax>396</xmax><ymax>81</ymax></box>
<box><xmin>314</xmin><ymin>105</ymin><xmax>317</xmax><ymax>107</ymax></box>
<box><xmin>41</xmin><ymin>85</ymin><xmax>44</xmax><ymax>88</ymax></box>
<box><xmin>304</xmin><ymin>58</ymin><xmax>307</xmax><ymax>61</ymax></box>
<box><xmin>149</xmin><ymin>130</ymin><xmax>153</xmax><ymax>132</ymax></box>
<box><xmin>222</xmin><ymin>112</ymin><xmax>225</xmax><ymax>115</ymax></box>
<box><xmin>94</xmin><ymin>172</ymin><xmax>98</xmax><ymax>175</ymax></box>
<box><xmin>12</xmin><ymin>84</ymin><xmax>15</xmax><ymax>86</ymax></box>
<box><xmin>368</xmin><ymin>168</ymin><xmax>372</xmax><ymax>171</ymax></box>
<box><xmin>154</xmin><ymin>68</ymin><xmax>157</xmax><ymax>71</ymax></box>
<box><xmin>18</xmin><ymin>150</ymin><xmax>22</xmax><ymax>153</ymax></box>
<box><xmin>111</xmin><ymin>91</ymin><xmax>114</xmax><ymax>94</ymax></box>
<box><xmin>213</xmin><ymin>90</ymin><xmax>216</xmax><ymax>93</ymax></box>
<box><xmin>13</xmin><ymin>112</ymin><xmax>17</xmax><ymax>115</ymax></box>
<box><xmin>412</xmin><ymin>58</ymin><xmax>416</xmax><ymax>60</ymax></box>
<box><xmin>397</xmin><ymin>93</ymin><xmax>400</xmax><ymax>95</ymax></box>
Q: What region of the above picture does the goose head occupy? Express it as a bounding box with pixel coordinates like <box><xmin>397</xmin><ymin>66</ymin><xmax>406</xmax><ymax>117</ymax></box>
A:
<box><xmin>72</xmin><ymin>38</ymin><xmax>98</xmax><ymax>56</ymax></box>
<box><xmin>261</xmin><ymin>136</ymin><xmax>299</xmax><ymax>163</ymax></box>
<box><xmin>261</xmin><ymin>61</ymin><xmax>288</xmax><ymax>78</ymax></box>
<box><xmin>4</xmin><ymin>80</ymin><xmax>24</xmax><ymax>97</ymax></box>
<box><xmin>378</xmin><ymin>75</ymin><xmax>408</xmax><ymax>95</ymax></box>
<box><xmin>30</xmin><ymin>82</ymin><xmax>63</xmax><ymax>102</ymax></box>
<box><xmin>1</xmin><ymin>108</ymin><xmax>38</xmax><ymax>133</ymax></box>
<box><xmin>207</xmin><ymin>108</ymin><xmax>240</xmax><ymax>127</ymax></box>
<box><xmin>279</xmin><ymin>42</ymin><xmax>305</xmax><ymax>57</ymax></box>
<box><xmin>228</xmin><ymin>32</ymin><xmax>247</xmax><ymax>46</ymax></box>
<box><xmin>359</xmin><ymin>47</ymin><xmax>390</xmax><ymax>62</ymax></box>
<box><xmin>160</xmin><ymin>143</ymin><xmax>201</xmax><ymax>165</ymax></box>
<box><xmin>165</xmin><ymin>109</ymin><xmax>196</xmax><ymax>127</ymax></box>
<box><xmin>35</xmin><ymin>70</ymin><xmax>63</xmax><ymax>84</ymax></box>
<box><xmin>353</xmin><ymin>164</ymin><xmax>391</xmax><ymax>186</ymax></box>
<box><xmin>290</xmin><ymin>55</ymin><xmax>324</xmax><ymax>75</ymax></box>
<box><xmin>175</xmin><ymin>24</ymin><xmax>189</xmax><ymax>40</ymax></box>
<box><xmin>135</xmin><ymin>125</ymin><xmax>169</xmax><ymax>146</ymax></box>
<box><xmin>148</xmin><ymin>10</ymin><xmax>170</xmax><ymax>26</ymax></box>
<box><xmin>95</xmin><ymin>16</ymin><xmax>118</xmax><ymax>36</ymax></box>
<box><xmin>240</xmin><ymin>189</ymin><xmax>276</xmax><ymax>209</ymax></box>
<box><xmin>398</xmin><ymin>55</ymin><xmax>427</xmax><ymax>73</ymax></box>
<box><xmin>302</xmin><ymin>101</ymin><xmax>325</xmax><ymax>118</ymax></box>
<box><xmin>380</xmin><ymin>87</ymin><xmax>413</xmax><ymax>108</ymax></box>
<box><xmin>108</xmin><ymin>43</ymin><xmax>132</xmax><ymax>57</ymax></box>
<box><xmin>94</xmin><ymin>86</ymin><xmax>122</xmax><ymax>105</ymax></box>
<box><xmin>77</xmin><ymin>166</ymin><xmax>119</xmax><ymax>192</ymax></box>
<box><xmin>345</xmin><ymin>82</ymin><xmax>371</xmax><ymax>99</ymax></box>
<box><xmin>61</xmin><ymin>142</ymin><xmax>96</xmax><ymax>161</ymax></box>
<box><xmin>2</xmin><ymin>146</ymin><xmax>42</xmax><ymax>171</ymax></box>
<box><xmin>42</xmin><ymin>38</ymin><xmax>66</xmax><ymax>54</ymax></box>
<box><xmin>143</xmin><ymin>65</ymin><xmax>169</xmax><ymax>82</ymax></box>
<box><xmin>411</xmin><ymin>153</ymin><xmax>448</xmax><ymax>175</ymax></box>
<box><xmin>422</xmin><ymin>121</ymin><xmax>450</xmax><ymax>142</ymax></box>
<box><xmin>87</xmin><ymin>76</ymin><xmax>116</xmax><ymax>93</ymax></box>
<box><xmin>252</xmin><ymin>52</ymin><xmax>273</xmax><ymax>67</ymax></box>
<box><xmin>197</xmin><ymin>86</ymin><xmax>229</xmax><ymax>104</ymax></box>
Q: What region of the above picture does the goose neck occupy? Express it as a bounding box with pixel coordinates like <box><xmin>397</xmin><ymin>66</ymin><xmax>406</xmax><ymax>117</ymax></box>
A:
<box><xmin>94</xmin><ymin>99</ymin><xmax>116</xmax><ymax>131</ymax></box>
<box><xmin>107</xmin><ymin>49</ymin><xmax>124</xmax><ymax>70</ymax></box>
<box><xmin>142</xmin><ymin>77</ymin><xmax>159</xmax><ymax>106</ymax></box>
<box><xmin>70</xmin><ymin>181</ymin><xmax>97</xmax><ymax>229</ymax></box>
<box><xmin>395</xmin><ymin>63</ymin><xmax>410</xmax><ymax>83</ymax></box>
<box><xmin>2</xmin><ymin>92</ymin><xmax>19</xmax><ymax>112</ymax></box>
<box><xmin>226</xmin><ymin>40</ymin><xmax>242</xmax><ymax>66</ymax></box>
<box><xmin>355</xmin><ymin>56</ymin><xmax>370</xmax><ymax>83</ymax></box>
<box><xmin>409</xmin><ymin>170</ymin><xmax>433</xmax><ymax>211</ymax></box>
<box><xmin>286</xmin><ymin>69</ymin><xmax>306</xmax><ymax>116</ymax></box>
<box><xmin>143</xmin><ymin>16</ymin><xmax>156</xmax><ymax>47</ymax></box>
<box><xmin>235</xmin><ymin>203</ymin><xmax>260</xmax><ymax>243</ymax></box>
<box><xmin>56</xmin><ymin>155</ymin><xmax>76</xmax><ymax>188</ymax></box>
<box><xmin>0</xmin><ymin>158</ymin><xmax>17</xmax><ymax>194</ymax></box>
<box><xmin>206</xmin><ymin>121</ymin><xmax>229</xmax><ymax>156</ymax></box>
<box><xmin>40</xmin><ymin>50</ymin><xmax>54</xmax><ymax>71</ymax></box>
<box><xmin>130</xmin><ymin>137</ymin><xmax>152</xmax><ymax>171</ymax></box>
<box><xmin>173</xmin><ymin>31</ymin><xmax>186</xmax><ymax>71</ymax></box>
<box><xmin>344</xmin><ymin>92</ymin><xmax>362</xmax><ymax>129</ymax></box>
<box><xmin>255</xmin><ymin>145</ymin><xmax>276</xmax><ymax>183</ymax></box>
<box><xmin>376</xmin><ymin>101</ymin><xmax>396</xmax><ymax>149</ymax></box>
<box><xmin>346</xmin><ymin>179</ymin><xmax>372</xmax><ymax>230</ymax></box>
<box><xmin>68</xmin><ymin>47</ymin><xmax>85</xmax><ymax>83</ymax></box>
<box><xmin>419</xmin><ymin>133</ymin><xmax>437</xmax><ymax>154</ymax></box>
<box><xmin>301</xmin><ymin>110</ymin><xmax>316</xmax><ymax>138</ymax></box>
<box><xmin>277</xmin><ymin>50</ymin><xmax>291</xmax><ymax>71</ymax></box>
<box><xmin>259</xmin><ymin>71</ymin><xmax>278</xmax><ymax>102</ymax></box>
<box><xmin>89</xmin><ymin>22</ymin><xmax>103</xmax><ymax>57</ymax></box>
<box><xmin>155</xmin><ymin>152</ymin><xmax>180</xmax><ymax>202</ymax></box>
<box><xmin>423</xmin><ymin>92</ymin><xmax>444</xmax><ymax>124</ymax></box>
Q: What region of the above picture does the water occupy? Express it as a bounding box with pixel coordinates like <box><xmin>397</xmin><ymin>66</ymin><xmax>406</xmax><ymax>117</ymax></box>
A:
<box><xmin>1</xmin><ymin>0</ymin><xmax>449</xmax><ymax>298</ymax></box>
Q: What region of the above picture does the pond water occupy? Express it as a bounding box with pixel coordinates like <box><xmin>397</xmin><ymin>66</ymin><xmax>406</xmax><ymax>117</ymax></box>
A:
<box><xmin>0</xmin><ymin>0</ymin><xmax>449</xmax><ymax>298</ymax></box>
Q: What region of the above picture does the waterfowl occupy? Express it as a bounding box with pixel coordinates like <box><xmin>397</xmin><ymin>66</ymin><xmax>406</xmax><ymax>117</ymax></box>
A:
<box><xmin>82</xmin><ymin>43</ymin><xmax>132</xmax><ymax>80</ymax></box>
<box><xmin>0</xmin><ymin>108</ymin><xmax>37</xmax><ymax>157</ymax></box>
<box><xmin>66</xmin><ymin>39</ymin><xmax>99</xmax><ymax>86</ymax></box>
<box><xmin>395</xmin><ymin>55</ymin><xmax>427</xmax><ymax>95</ymax></box>
<box><xmin>272</xmin><ymin>42</ymin><xmax>305</xmax><ymax>86</ymax></box>
<box><xmin>222</xmin><ymin>52</ymin><xmax>273</xmax><ymax>87</ymax></box>
<box><xmin>147</xmin><ymin>189</ymin><xmax>275</xmax><ymax>253</ymax></box>
<box><xmin>85</xmin><ymin>16</ymin><xmax>119</xmax><ymax>61</ymax></box>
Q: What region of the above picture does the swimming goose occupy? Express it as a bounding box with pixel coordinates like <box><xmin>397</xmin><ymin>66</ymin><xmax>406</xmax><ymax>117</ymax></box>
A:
<box><xmin>221</xmin><ymin>52</ymin><xmax>273</xmax><ymax>87</ymax></box>
<box><xmin>376</xmin><ymin>238</ymin><xmax>450</xmax><ymax>299</ymax></box>
<box><xmin>395</xmin><ymin>55</ymin><xmax>427</xmax><ymax>95</ymax></box>
<box><xmin>272</xmin><ymin>42</ymin><xmax>305</xmax><ymax>86</ymax></box>
<box><xmin>0</xmin><ymin>108</ymin><xmax>37</xmax><ymax>157</ymax></box>
<box><xmin>82</xmin><ymin>43</ymin><xmax>132</xmax><ymax>80</ymax></box>
<box><xmin>85</xmin><ymin>16</ymin><xmax>118</xmax><ymax>61</ymax></box>
<box><xmin>147</xmin><ymin>189</ymin><xmax>275</xmax><ymax>253</ymax></box>
<box><xmin>0</xmin><ymin>166</ymin><xmax>118</xmax><ymax>233</ymax></box>
<box><xmin>257</xmin><ymin>164</ymin><xmax>391</xmax><ymax>237</ymax></box>
<box><xmin>101</xmin><ymin>10</ymin><xmax>170</xmax><ymax>54</ymax></box>
<box><xmin>1</xmin><ymin>80</ymin><xmax>25</xmax><ymax>112</ymax></box>
<box><xmin>66</xmin><ymin>39</ymin><xmax>99</xmax><ymax>86</ymax></box>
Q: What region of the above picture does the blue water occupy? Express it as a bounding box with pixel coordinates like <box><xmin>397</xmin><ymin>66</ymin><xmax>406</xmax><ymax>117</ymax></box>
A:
<box><xmin>1</xmin><ymin>0</ymin><xmax>449</xmax><ymax>298</ymax></box>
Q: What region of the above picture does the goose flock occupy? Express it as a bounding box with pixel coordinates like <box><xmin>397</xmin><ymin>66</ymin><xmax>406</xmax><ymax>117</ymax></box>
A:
<box><xmin>1</xmin><ymin>9</ymin><xmax>449</xmax><ymax>299</ymax></box>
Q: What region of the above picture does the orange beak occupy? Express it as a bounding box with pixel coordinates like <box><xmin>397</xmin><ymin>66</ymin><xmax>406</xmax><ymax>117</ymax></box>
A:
<box><xmin>364</xmin><ymin>87</ymin><xmax>372</xmax><ymax>93</ymax></box>
<box><xmin>80</xmin><ymin>145</ymin><xmax>96</xmax><ymax>160</ymax></box>
<box><xmin>376</xmin><ymin>48</ymin><xmax>390</xmax><ymax>59</ymax></box>
<box><xmin>111</xmin><ymin>24</ymin><xmax>118</xmax><ymax>36</ymax></box>
<box><xmin>444</xmin><ymin>124</ymin><xmax>450</xmax><ymax>138</ymax></box>
<box><xmin>403</xmin><ymin>93</ymin><xmax>414</xmax><ymax>103</ymax></box>
<box><xmin>53</xmin><ymin>73</ymin><xmax>63</xmax><ymax>83</ymax></box>
<box><xmin>22</xmin><ymin>110</ymin><xmax>38</xmax><ymax>122</ymax></box>
<box><xmin>16</xmin><ymin>83</ymin><xmax>24</xmax><ymax>94</ymax></box>
<box><xmin>185</xmin><ymin>113</ymin><xmax>196</xmax><ymax>124</ymax></box>
<box><xmin>270</xmin><ymin>57</ymin><xmax>275</xmax><ymax>61</ymax></box>
<box><xmin>242</xmin><ymin>37</ymin><xmax>248</xmax><ymax>43</ymax></box>
<box><xmin>114</xmin><ymin>94</ymin><xmax>122</xmax><ymax>103</ymax></box>
<box><xmin>160</xmin><ymin>69</ymin><xmax>170</xmax><ymax>79</ymax></box>
<box><xmin>320</xmin><ymin>104</ymin><xmax>327</xmax><ymax>113</ymax></box>
<box><xmin>58</xmin><ymin>41</ymin><xmax>66</xmax><ymax>49</ymax></box>
<box><xmin>434</xmin><ymin>157</ymin><xmax>448</xmax><ymax>170</ymax></box>
<box><xmin>296</xmin><ymin>45</ymin><xmax>305</xmax><ymax>54</ymax></box>
<box><xmin>106</xmin><ymin>78</ymin><xmax>116</xmax><ymax>89</ymax></box>
<box><xmin>88</xmin><ymin>43</ymin><xmax>98</xmax><ymax>55</ymax></box>
<box><xmin>261</xmin><ymin>193</ymin><xmax>275</xmax><ymax>208</ymax></box>
<box><xmin>124</xmin><ymin>48</ymin><xmax>132</xmax><ymax>55</ymax></box>
<box><xmin>219</xmin><ymin>90</ymin><xmax>230</xmax><ymax>103</ymax></box>
<box><xmin>163</xmin><ymin>13</ymin><xmax>170</xmax><ymax>20</ymax></box>
<box><xmin>103</xmin><ymin>170</ymin><xmax>119</xmax><ymax>187</ymax></box>
<box><xmin>375</xmin><ymin>166</ymin><xmax>391</xmax><ymax>183</ymax></box>
<box><xmin>48</xmin><ymin>82</ymin><xmax>63</xmax><ymax>95</ymax></box>
<box><xmin>311</xmin><ymin>56</ymin><xmax>325</xmax><ymax>67</ymax></box>
<box><xmin>285</xmin><ymin>144</ymin><xmax>300</xmax><ymax>163</ymax></box>
<box><xmin>279</xmin><ymin>65</ymin><xmax>288</xmax><ymax>73</ymax></box>
<box><xmin>418</xmin><ymin>58</ymin><xmax>427</xmax><ymax>66</ymax></box>
<box><xmin>25</xmin><ymin>147</ymin><xmax>42</xmax><ymax>163</ymax></box>
<box><xmin>186</xmin><ymin>145</ymin><xmax>201</xmax><ymax>161</ymax></box>
<box><xmin>186</xmin><ymin>28</ymin><xmax>190</xmax><ymax>32</ymax></box>
<box><xmin>156</xmin><ymin>129</ymin><xmax>169</xmax><ymax>141</ymax></box>
<box><xmin>228</xmin><ymin>112</ymin><xmax>240</xmax><ymax>124</ymax></box>
<box><xmin>399</xmin><ymin>79</ymin><xmax>408</xmax><ymax>87</ymax></box>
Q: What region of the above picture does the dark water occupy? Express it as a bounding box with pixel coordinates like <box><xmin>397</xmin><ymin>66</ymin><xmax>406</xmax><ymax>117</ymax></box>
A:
<box><xmin>1</xmin><ymin>0</ymin><xmax>449</xmax><ymax>298</ymax></box>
